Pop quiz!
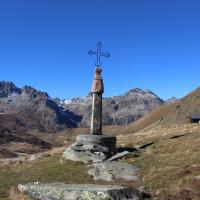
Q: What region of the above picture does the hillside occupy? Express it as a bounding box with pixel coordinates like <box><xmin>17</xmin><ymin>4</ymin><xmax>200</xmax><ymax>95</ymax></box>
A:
<box><xmin>113</xmin><ymin>87</ymin><xmax>200</xmax><ymax>199</ymax></box>
<box><xmin>0</xmin><ymin>82</ymin><xmax>80</xmax><ymax>133</ymax></box>
<box><xmin>119</xmin><ymin>87</ymin><xmax>200</xmax><ymax>135</ymax></box>
<box><xmin>1</xmin><ymin>118</ymin><xmax>200</xmax><ymax>199</ymax></box>
<box><xmin>0</xmin><ymin>127</ymin><xmax>52</xmax><ymax>158</ymax></box>
<box><xmin>120</xmin><ymin>101</ymin><xmax>179</xmax><ymax>135</ymax></box>
<box><xmin>162</xmin><ymin>87</ymin><xmax>200</xmax><ymax>126</ymax></box>
<box><xmin>115</xmin><ymin>122</ymin><xmax>200</xmax><ymax>200</ymax></box>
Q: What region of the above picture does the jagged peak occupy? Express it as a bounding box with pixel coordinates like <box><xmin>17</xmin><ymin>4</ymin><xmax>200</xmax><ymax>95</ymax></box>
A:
<box><xmin>22</xmin><ymin>85</ymin><xmax>49</xmax><ymax>98</ymax></box>
<box><xmin>166</xmin><ymin>96</ymin><xmax>179</xmax><ymax>103</ymax></box>
<box><xmin>124</xmin><ymin>88</ymin><xmax>158</xmax><ymax>97</ymax></box>
<box><xmin>0</xmin><ymin>80</ymin><xmax>15</xmax><ymax>85</ymax></box>
<box><xmin>0</xmin><ymin>80</ymin><xmax>22</xmax><ymax>97</ymax></box>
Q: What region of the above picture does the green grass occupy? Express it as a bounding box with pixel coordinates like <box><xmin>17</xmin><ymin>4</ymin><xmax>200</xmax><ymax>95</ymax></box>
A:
<box><xmin>0</xmin><ymin>154</ymin><xmax>94</xmax><ymax>199</ymax></box>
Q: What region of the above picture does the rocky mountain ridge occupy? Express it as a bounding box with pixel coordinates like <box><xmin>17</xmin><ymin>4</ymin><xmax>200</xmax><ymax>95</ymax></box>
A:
<box><xmin>0</xmin><ymin>81</ymin><xmax>164</xmax><ymax>132</ymax></box>
<box><xmin>62</xmin><ymin>88</ymin><xmax>164</xmax><ymax>127</ymax></box>
<box><xmin>0</xmin><ymin>82</ymin><xmax>80</xmax><ymax>133</ymax></box>
<box><xmin>0</xmin><ymin>81</ymin><xmax>22</xmax><ymax>98</ymax></box>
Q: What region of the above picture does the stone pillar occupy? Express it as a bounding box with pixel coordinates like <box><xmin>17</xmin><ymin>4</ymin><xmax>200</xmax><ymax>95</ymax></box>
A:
<box><xmin>90</xmin><ymin>67</ymin><xmax>104</xmax><ymax>135</ymax></box>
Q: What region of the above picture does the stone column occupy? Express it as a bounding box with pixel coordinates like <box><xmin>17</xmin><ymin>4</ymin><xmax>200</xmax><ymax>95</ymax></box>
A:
<box><xmin>90</xmin><ymin>67</ymin><xmax>104</xmax><ymax>135</ymax></box>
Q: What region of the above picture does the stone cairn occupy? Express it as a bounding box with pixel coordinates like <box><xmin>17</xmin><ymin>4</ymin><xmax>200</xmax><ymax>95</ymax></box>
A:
<box><xmin>63</xmin><ymin>66</ymin><xmax>117</xmax><ymax>163</ymax></box>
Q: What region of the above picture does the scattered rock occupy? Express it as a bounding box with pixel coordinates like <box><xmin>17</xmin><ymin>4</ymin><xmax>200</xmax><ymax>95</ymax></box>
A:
<box><xmin>139</xmin><ymin>142</ymin><xmax>155</xmax><ymax>149</ymax></box>
<box><xmin>18</xmin><ymin>183</ymin><xmax>141</xmax><ymax>200</ymax></box>
<box><xmin>88</xmin><ymin>161</ymin><xmax>139</xmax><ymax>182</ymax></box>
<box><xmin>108</xmin><ymin>151</ymin><xmax>131</xmax><ymax>161</ymax></box>
<box><xmin>177</xmin><ymin>169</ymin><xmax>192</xmax><ymax>178</ymax></box>
<box><xmin>195</xmin><ymin>175</ymin><xmax>200</xmax><ymax>180</ymax></box>
<box><xmin>138</xmin><ymin>186</ymin><xmax>151</xmax><ymax>198</ymax></box>
<box><xmin>28</xmin><ymin>153</ymin><xmax>43</xmax><ymax>161</ymax></box>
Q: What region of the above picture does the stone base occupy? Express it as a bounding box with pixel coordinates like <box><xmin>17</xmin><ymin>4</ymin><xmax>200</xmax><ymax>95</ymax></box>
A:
<box><xmin>63</xmin><ymin>135</ymin><xmax>117</xmax><ymax>163</ymax></box>
<box><xmin>18</xmin><ymin>183</ymin><xmax>140</xmax><ymax>200</ymax></box>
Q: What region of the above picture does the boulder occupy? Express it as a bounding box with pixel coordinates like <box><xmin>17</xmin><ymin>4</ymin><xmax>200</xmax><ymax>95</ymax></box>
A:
<box><xmin>18</xmin><ymin>183</ymin><xmax>141</xmax><ymax>200</ymax></box>
<box><xmin>63</xmin><ymin>135</ymin><xmax>117</xmax><ymax>163</ymax></box>
<box><xmin>88</xmin><ymin>161</ymin><xmax>139</xmax><ymax>182</ymax></box>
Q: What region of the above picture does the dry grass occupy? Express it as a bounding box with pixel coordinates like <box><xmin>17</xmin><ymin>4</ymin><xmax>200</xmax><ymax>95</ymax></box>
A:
<box><xmin>162</xmin><ymin>87</ymin><xmax>200</xmax><ymax>126</ymax></box>
<box><xmin>31</xmin><ymin>126</ymin><xmax>123</xmax><ymax>147</ymax></box>
<box><xmin>120</xmin><ymin>102</ymin><xmax>178</xmax><ymax>135</ymax></box>
<box><xmin>119</xmin><ymin>123</ymin><xmax>200</xmax><ymax>200</ymax></box>
<box><xmin>7</xmin><ymin>187</ymin><xmax>32</xmax><ymax>200</ymax></box>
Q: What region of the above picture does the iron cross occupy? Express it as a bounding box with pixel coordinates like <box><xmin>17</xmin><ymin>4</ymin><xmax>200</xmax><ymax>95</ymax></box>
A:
<box><xmin>88</xmin><ymin>42</ymin><xmax>111</xmax><ymax>67</ymax></box>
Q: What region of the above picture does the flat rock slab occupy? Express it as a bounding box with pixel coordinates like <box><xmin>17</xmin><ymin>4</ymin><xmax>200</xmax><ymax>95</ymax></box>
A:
<box><xmin>108</xmin><ymin>151</ymin><xmax>131</xmax><ymax>161</ymax></box>
<box><xmin>18</xmin><ymin>183</ymin><xmax>140</xmax><ymax>200</ymax></box>
<box><xmin>88</xmin><ymin>161</ymin><xmax>139</xmax><ymax>182</ymax></box>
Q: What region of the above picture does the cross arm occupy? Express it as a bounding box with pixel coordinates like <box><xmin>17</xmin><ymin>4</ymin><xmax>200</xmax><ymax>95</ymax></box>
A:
<box><xmin>88</xmin><ymin>50</ymin><xmax>97</xmax><ymax>56</ymax></box>
<box><xmin>100</xmin><ymin>52</ymin><xmax>111</xmax><ymax>58</ymax></box>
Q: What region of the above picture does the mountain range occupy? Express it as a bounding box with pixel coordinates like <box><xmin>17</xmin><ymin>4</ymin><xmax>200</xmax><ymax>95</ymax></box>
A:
<box><xmin>61</xmin><ymin>88</ymin><xmax>164</xmax><ymax>127</ymax></box>
<box><xmin>0</xmin><ymin>81</ymin><xmax>164</xmax><ymax>133</ymax></box>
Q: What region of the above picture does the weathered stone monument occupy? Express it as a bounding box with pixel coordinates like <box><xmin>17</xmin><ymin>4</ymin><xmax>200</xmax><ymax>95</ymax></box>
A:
<box><xmin>63</xmin><ymin>42</ymin><xmax>118</xmax><ymax>163</ymax></box>
<box><xmin>90</xmin><ymin>67</ymin><xmax>104</xmax><ymax>135</ymax></box>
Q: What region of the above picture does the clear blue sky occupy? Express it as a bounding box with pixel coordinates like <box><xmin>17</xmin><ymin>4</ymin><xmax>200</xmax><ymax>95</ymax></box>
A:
<box><xmin>0</xmin><ymin>0</ymin><xmax>200</xmax><ymax>100</ymax></box>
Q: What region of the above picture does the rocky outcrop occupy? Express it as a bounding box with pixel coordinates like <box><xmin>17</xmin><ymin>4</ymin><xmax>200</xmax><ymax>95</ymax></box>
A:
<box><xmin>63</xmin><ymin>88</ymin><xmax>164</xmax><ymax>127</ymax></box>
<box><xmin>88</xmin><ymin>161</ymin><xmax>139</xmax><ymax>182</ymax></box>
<box><xmin>0</xmin><ymin>84</ymin><xmax>81</xmax><ymax>132</ymax></box>
<box><xmin>18</xmin><ymin>183</ymin><xmax>141</xmax><ymax>200</ymax></box>
<box><xmin>0</xmin><ymin>81</ymin><xmax>22</xmax><ymax>98</ymax></box>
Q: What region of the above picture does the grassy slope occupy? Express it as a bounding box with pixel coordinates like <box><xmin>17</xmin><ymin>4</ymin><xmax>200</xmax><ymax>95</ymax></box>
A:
<box><xmin>1</xmin><ymin>124</ymin><xmax>199</xmax><ymax>200</ymax></box>
<box><xmin>0</xmin><ymin>126</ymin><xmax>124</xmax><ymax>199</ymax></box>
<box><xmin>117</xmin><ymin>122</ymin><xmax>200</xmax><ymax>200</ymax></box>
<box><xmin>119</xmin><ymin>102</ymin><xmax>178</xmax><ymax>135</ymax></box>
<box><xmin>116</xmin><ymin>91</ymin><xmax>200</xmax><ymax>199</ymax></box>
<box><xmin>0</xmin><ymin>139</ymin><xmax>136</xmax><ymax>200</ymax></box>
<box><xmin>162</xmin><ymin>87</ymin><xmax>200</xmax><ymax>126</ymax></box>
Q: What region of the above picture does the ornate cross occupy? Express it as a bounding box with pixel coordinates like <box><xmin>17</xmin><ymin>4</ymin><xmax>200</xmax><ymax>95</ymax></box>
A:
<box><xmin>88</xmin><ymin>42</ymin><xmax>111</xmax><ymax>67</ymax></box>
